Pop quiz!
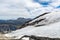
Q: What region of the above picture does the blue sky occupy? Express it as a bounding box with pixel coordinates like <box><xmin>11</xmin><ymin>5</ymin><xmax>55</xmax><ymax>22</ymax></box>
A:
<box><xmin>0</xmin><ymin>0</ymin><xmax>60</xmax><ymax>20</ymax></box>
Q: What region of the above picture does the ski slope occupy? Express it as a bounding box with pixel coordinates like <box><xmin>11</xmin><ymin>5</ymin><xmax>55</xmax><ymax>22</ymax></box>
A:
<box><xmin>5</xmin><ymin>11</ymin><xmax>60</xmax><ymax>39</ymax></box>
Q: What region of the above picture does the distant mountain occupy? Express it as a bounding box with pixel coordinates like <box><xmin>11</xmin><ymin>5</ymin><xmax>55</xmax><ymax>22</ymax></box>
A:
<box><xmin>0</xmin><ymin>17</ymin><xmax>32</xmax><ymax>33</ymax></box>
<box><xmin>0</xmin><ymin>18</ymin><xmax>32</xmax><ymax>25</ymax></box>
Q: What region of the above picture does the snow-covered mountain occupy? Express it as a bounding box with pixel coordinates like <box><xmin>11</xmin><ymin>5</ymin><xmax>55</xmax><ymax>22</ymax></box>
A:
<box><xmin>5</xmin><ymin>11</ymin><xmax>60</xmax><ymax>39</ymax></box>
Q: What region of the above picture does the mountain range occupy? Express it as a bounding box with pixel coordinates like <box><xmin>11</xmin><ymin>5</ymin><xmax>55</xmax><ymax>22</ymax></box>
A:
<box><xmin>0</xmin><ymin>17</ymin><xmax>32</xmax><ymax>33</ymax></box>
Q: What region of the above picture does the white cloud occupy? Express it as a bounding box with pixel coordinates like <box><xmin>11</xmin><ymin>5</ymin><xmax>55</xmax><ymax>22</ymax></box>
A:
<box><xmin>0</xmin><ymin>0</ymin><xmax>32</xmax><ymax>19</ymax></box>
<box><xmin>24</xmin><ymin>0</ymin><xmax>41</xmax><ymax>7</ymax></box>
<box><xmin>49</xmin><ymin>0</ymin><xmax>60</xmax><ymax>8</ymax></box>
<box><xmin>0</xmin><ymin>0</ymin><xmax>60</xmax><ymax>19</ymax></box>
<box><xmin>38</xmin><ymin>0</ymin><xmax>52</xmax><ymax>3</ymax></box>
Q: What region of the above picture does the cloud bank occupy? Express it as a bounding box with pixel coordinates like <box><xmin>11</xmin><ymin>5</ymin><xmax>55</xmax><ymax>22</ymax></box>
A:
<box><xmin>0</xmin><ymin>0</ymin><xmax>60</xmax><ymax>19</ymax></box>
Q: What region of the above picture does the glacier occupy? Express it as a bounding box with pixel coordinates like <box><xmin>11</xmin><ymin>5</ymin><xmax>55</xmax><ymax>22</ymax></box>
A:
<box><xmin>4</xmin><ymin>11</ymin><xmax>60</xmax><ymax>39</ymax></box>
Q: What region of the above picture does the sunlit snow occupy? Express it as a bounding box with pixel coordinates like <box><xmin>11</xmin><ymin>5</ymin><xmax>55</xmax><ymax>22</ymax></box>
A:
<box><xmin>5</xmin><ymin>11</ymin><xmax>60</xmax><ymax>39</ymax></box>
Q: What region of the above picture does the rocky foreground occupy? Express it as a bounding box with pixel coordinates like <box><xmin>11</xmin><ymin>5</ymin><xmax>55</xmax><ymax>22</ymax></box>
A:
<box><xmin>0</xmin><ymin>34</ymin><xmax>60</xmax><ymax>40</ymax></box>
<box><xmin>0</xmin><ymin>33</ymin><xmax>11</xmax><ymax>40</ymax></box>
<box><xmin>19</xmin><ymin>35</ymin><xmax>60</xmax><ymax>40</ymax></box>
